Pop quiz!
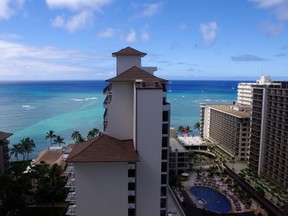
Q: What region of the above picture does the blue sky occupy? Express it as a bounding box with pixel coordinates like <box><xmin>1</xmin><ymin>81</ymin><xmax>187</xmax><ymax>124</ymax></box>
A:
<box><xmin>0</xmin><ymin>0</ymin><xmax>287</xmax><ymax>80</ymax></box>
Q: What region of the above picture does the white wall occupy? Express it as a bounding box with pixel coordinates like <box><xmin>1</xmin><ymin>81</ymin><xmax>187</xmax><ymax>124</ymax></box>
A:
<box><xmin>116</xmin><ymin>56</ymin><xmax>141</xmax><ymax>75</ymax></box>
<box><xmin>107</xmin><ymin>83</ymin><xmax>134</xmax><ymax>140</ymax></box>
<box><xmin>75</xmin><ymin>162</ymin><xmax>128</xmax><ymax>216</ymax></box>
<box><xmin>135</xmin><ymin>89</ymin><xmax>163</xmax><ymax>216</ymax></box>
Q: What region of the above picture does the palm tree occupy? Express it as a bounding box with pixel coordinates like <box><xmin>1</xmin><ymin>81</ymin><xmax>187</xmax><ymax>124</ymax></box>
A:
<box><xmin>185</xmin><ymin>126</ymin><xmax>192</xmax><ymax>136</ymax></box>
<box><xmin>71</xmin><ymin>131</ymin><xmax>85</xmax><ymax>143</ymax></box>
<box><xmin>87</xmin><ymin>128</ymin><xmax>100</xmax><ymax>140</ymax></box>
<box><xmin>45</xmin><ymin>130</ymin><xmax>56</xmax><ymax>147</ymax></box>
<box><xmin>19</xmin><ymin>137</ymin><xmax>36</xmax><ymax>160</ymax></box>
<box><xmin>10</xmin><ymin>144</ymin><xmax>22</xmax><ymax>161</ymax></box>
<box><xmin>36</xmin><ymin>164</ymin><xmax>66</xmax><ymax>208</ymax></box>
<box><xmin>177</xmin><ymin>125</ymin><xmax>184</xmax><ymax>136</ymax></box>
<box><xmin>194</xmin><ymin>121</ymin><xmax>200</xmax><ymax>132</ymax></box>
<box><xmin>53</xmin><ymin>136</ymin><xmax>65</xmax><ymax>146</ymax></box>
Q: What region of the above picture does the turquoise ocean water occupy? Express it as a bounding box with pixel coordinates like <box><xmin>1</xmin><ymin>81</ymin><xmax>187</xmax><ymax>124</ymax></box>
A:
<box><xmin>0</xmin><ymin>80</ymin><xmax>241</xmax><ymax>159</ymax></box>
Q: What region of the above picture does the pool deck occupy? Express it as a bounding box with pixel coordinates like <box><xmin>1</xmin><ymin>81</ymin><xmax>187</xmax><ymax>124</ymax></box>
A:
<box><xmin>181</xmin><ymin>171</ymin><xmax>246</xmax><ymax>213</ymax></box>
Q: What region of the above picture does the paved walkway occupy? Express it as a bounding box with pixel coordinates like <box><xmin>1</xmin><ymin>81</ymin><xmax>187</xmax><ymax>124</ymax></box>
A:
<box><xmin>167</xmin><ymin>186</ymin><xmax>186</xmax><ymax>216</ymax></box>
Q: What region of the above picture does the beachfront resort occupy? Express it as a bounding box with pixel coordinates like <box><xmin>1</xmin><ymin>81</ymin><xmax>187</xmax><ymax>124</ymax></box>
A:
<box><xmin>1</xmin><ymin>48</ymin><xmax>288</xmax><ymax>216</ymax></box>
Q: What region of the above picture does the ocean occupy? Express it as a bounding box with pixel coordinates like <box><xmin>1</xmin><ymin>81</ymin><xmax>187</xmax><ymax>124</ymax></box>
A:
<box><xmin>0</xmin><ymin>80</ymin><xmax>241</xmax><ymax>159</ymax></box>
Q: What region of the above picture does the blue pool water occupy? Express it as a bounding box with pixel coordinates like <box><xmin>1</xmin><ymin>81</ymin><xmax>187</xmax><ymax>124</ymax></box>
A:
<box><xmin>190</xmin><ymin>186</ymin><xmax>231</xmax><ymax>213</ymax></box>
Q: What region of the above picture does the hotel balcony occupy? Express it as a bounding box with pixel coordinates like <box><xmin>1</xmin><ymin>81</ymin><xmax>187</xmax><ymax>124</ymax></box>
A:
<box><xmin>65</xmin><ymin>178</ymin><xmax>75</xmax><ymax>189</ymax></box>
<box><xmin>65</xmin><ymin>192</ymin><xmax>76</xmax><ymax>202</ymax></box>
<box><xmin>103</xmin><ymin>94</ymin><xmax>112</xmax><ymax>108</ymax></box>
<box><xmin>65</xmin><ymin>164</ymin><xmax>74</xmax><ymax>174</ymax></box>
<box><xmin>103</xmin><ymin>84</ymin><xmax>112</xmax><ymax>95</ymax></box>
<box><xmin>66</xmin><ymin>204</ymin><xmax>76</xmax><ymax>216</ymax></box>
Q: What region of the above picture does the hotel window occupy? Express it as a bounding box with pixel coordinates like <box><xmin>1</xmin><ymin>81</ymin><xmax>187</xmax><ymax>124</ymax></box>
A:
<box><xmin>128</xmin><ymin>209</ymin><xmax>135</xmax><ymax>216</ymax></box>
<box><xmin>161</xmin><ymin>174</ymin><xmax>167</xmax><ymax>184</ymax></box>
<box><xmin>161</xmin><ymin>149</ymin><xmax>168</xmax><ymax>160</ymax></box>
<box><xmin>162</xmin><ymin>111</ymin><xmax>169</xmax><ymax>122</ymax></box>
<box><xmin>161</xmin><ymin>162</ymin><xmax>167</xmax><ymax>172</ymax></box>
<box><xmin>161</xmin><ymin>186</ymin><xmax>167</xmax><ymax>196</ymax></box>
<box><xmin>128</xmin><ymin>169</ymin><xmax>136</xmax><ymax>177</ymax></box>
<box><xmin>160</xmin><ymin>198</ymin><xmax>166</xmax><ymax>208</ymax></box>
<box><xmin>128</xmin><ymin>183</ymin><xmax>135</xmax><ymax>190</ymax></box>
<box><xmin>128</xmin><ymin>195</ymin><xmax>135</xmax><ymax>203</ymax></box>
<box><xmin>162</xmin><ymin>137</ymin><xmax>168</xmax><ymax>148</ymax></box>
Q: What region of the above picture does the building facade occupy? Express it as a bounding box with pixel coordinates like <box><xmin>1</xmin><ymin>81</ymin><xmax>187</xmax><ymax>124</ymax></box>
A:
<box><xmin>66</xmin><ymin>47</ymin><xmax>170</xmax><ymax>216</ymax></box>
<box><xmin>249</xmin><ymin>82</ymin><xmax>288</xmax><ymax>190</ymax></box>
<box><xmin>0</xmin><ymin>131</ymin><xmax>12</xmax><ymax>174</ymax></box>
<box><xmin>200</xmin><ymin>105</ymin><xmax>250</xmax><ymax>161</ymax></box>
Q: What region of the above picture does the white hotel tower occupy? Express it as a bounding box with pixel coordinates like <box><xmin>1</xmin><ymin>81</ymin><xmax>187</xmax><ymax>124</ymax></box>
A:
<box><xmin>66</xmin><ymin>47</ymin><xmax>170</xmax><ymax>216</ymax></box>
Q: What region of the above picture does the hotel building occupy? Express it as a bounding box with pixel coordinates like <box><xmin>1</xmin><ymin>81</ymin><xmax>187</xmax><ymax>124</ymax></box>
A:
<box><xmin>66</xmin><ymin>47</ymin><xmax>170</xmax><ymax>216</ymax></box>
<box><xmin>200</xmin><ymin>105</ymin><xmax>250</xmax><ymax>161</ymax></box>
<box><xmin>0</xmin><ymin>131</ymin><xmax>12</xmax><ymax>175</ymax></box>
<box><xmin>249</xmin><ymin>81</ymin><xmax>288</xmax><ymax>190</ymax></box>
<box><xmin>237</xmin><ymin>75</ymin><xmax>272</xmax><ymax>107</ymax></box>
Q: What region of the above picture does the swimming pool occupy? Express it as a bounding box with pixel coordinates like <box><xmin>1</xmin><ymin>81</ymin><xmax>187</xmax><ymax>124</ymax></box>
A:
<box><xmin>190</xmin><ymin>186</ymin><xmax>232</xmax><ymax>213</ymax></box>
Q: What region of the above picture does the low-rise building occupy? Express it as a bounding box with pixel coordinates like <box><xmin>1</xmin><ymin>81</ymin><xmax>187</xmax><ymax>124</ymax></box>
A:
<box><xmin>0</xmin><ymin>131</ymin><xmax>12</xmax><ymax>174</ymax></box>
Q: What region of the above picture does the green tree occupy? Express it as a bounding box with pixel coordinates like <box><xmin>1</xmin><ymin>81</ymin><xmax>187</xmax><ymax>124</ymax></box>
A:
<box><xmin>71</xmin><ymin>131</ymin><xmax>85</xmax><ymax>143</ymax></box>
<box><xmin>53</xmin><ymin>136</ymin><xmax>65</xmax><ymax>146</ymax></box>
<box><xmin>10</xmin><ymin>143</ymin><xmax>22</xmax><ymax>161</ymax></box>
<box><xmin>87</xmin><ymin>128</ymin><xmax>100</xmax><ymax>140</ymax></box>
<box><xmin>45</xmin><ymin>130</ymin><xmax>56</xmax><ymax>147</ymax></box>
<box><xmin>19</xmin><ymin>137</ymin><xmax>36</xmax><ymax>160</ymax></box>
<box><xmin>194</xmin><ymin>121</ymin><xmax>200</xmax><ymax>131</ymax></box>
<box><xmin>185</xmin><ymin>126</ymin><xmax>192</xmax><ymax>136</ymax></box>
<box><xmin>36</xmin><ymin>164</ymin><xmax>66</xmax><ymax>208</ymax></box>
<box><xmin>177</xmin><ymin>125</ymin><xmax>184</xmax><ymax>136</ymax></box>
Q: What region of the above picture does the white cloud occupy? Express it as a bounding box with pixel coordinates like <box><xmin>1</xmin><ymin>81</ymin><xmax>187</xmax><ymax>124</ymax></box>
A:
<box><xmin>47</xmin><ymin>0</ymin><xmax>112</xmax><ymax>32</ymax></box>
<box><xmin>199</xmin><ymin>21</ymin><xmax>218</xmax><ymax>47</ymax></box>
<box><xmin>0</xmin><ymin>0</ymin><xmax>24</xmax><ymax>20</ymax></box>
<box><xmin>125</xmin><ymin>29</ymin><xmax>137</xmax><ymax>43</ymax></box>
<box><xmin>179</xmin><ymin>22</ymin><xmax>188</xmax><ymax>31</ymax></box>
<box><xmin>0</xmin><ymin>39</ymin><xmax>112</xmax><ymax>80</ymax></box>
<box><xmin>52</xmin><ymin>11</ymin><xmax>94</xmax><ymax>32</ymax></box>
<box><xmin>250</xmin><ymin>0</ymin><xmax>288</xmax><ymax>20</ymax></box>
<box><xmin>98</xmin><ymin>27</ymin><xmax>117</xmax><ymax>38</ymax></box>
<box><xmin>46</xmin><ymin>0</ymin><xmax>111</xmax><ymax>12</ymax></box>
<box><xmin>138</xmin><ymin>2</ymin><xmax>162</xmax><ymax>17</ymax></box>
<box><xmin>141</xmin><ymin>25</ymin><xmax>149</xmax><ymax>41</ymax></box>
<box><xmin>260</xmin><ymin>21</ymin><xmax>285</xmax><ymax>36</ymax></box>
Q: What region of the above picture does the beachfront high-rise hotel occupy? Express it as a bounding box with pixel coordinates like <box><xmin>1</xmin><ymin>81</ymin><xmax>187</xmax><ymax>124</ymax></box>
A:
<box><xmin>66</xmin><ymin>47</ymin><xmax>170</xmax><ymax>216</ymax></box>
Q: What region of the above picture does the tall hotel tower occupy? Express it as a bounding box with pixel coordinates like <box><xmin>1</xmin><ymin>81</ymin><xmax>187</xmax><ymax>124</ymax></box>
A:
<box><xmin>66</xmin><ymin>47</ymin><xmax>170</xmax><ymax>216</ymax></box>
<box><xmin>249</xmin><ymin>81</ymin><xmax>288</xmax><ymax>190</ymax></box>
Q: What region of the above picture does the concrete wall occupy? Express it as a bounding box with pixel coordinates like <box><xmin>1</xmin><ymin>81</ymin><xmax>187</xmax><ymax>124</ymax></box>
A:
<box><xmin>75</xmin><ymin>162</ymin><xmax>128</xmax><ymax>216</ymax></box>
<box><xmin>107</xmin><ymin>83</ymin><xmax>134</xmax><ymax>140</ymax></box>
<box><xmin>116</xmin><ymin>56</ymin><xmax>141</xmax><ymax>75</ymax></box>
<box><xmin>135</xmin><ymin>89</ymin><xmax>163</xmax><ymax>216</ymax></box>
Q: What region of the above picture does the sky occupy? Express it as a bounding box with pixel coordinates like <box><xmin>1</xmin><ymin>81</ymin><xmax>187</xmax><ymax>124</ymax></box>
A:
<box><xmin>0</xmin><ymin>0</ymin><xmax>288</xmax><ymax>81</ymax></box>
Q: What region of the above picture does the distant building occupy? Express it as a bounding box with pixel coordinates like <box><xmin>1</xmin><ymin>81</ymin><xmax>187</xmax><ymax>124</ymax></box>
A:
<box><xmin>249</xmin><ymin>81</ymin><xmax>288</xmax><ymax>190</ymax></box>
<box><xmin>66</xmin><ymin>47</ymin><xmax>170</xmax><ymax>216</ymax></box>
<box><xmin>237</xmin><ymin>75</ymin><xmax>272</xmax><ymax>107</ymax></box>
<box><xmin>0</xmin><ymin>131</ymin><xmax>12</xmax><ymax>174</ymax></box>
<box><xmin>200</xmin><ymin>104</ymin><xmax>250</xmax><ymax>161</ymax></box>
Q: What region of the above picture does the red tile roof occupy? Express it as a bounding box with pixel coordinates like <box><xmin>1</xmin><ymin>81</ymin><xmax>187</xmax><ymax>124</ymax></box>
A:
<box><xmin>0</xmin><ymin>131</ymin><xmax>13</xmax><ymax>141</ymax></box>
<box><xmin>106</xmin><ymin>66</ymin><xmax>168</xmax><ymax>84</ymax></box>
<box><xmin>66</xmin><ymin>134</ymin><xmax>139</xmax><ymax>163</ymax></box>
<box><xmin>112</xmin><ymin>47</ymin><xmax>146</xmax><ymax>57</ymax></box>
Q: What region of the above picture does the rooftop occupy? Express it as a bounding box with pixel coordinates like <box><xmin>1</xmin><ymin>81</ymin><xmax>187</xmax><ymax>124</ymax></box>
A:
<box><xmin>106</xmin><ymin>66</ymin><xmax>168</xmax><ymax>88</ymax></box>
<box><xmin>112</xmin><ymin>46</ymin><xmax>146</xmax><ymax>57</ymax></box>
<box><xmin>66</xmin><ymin>134</ymin><xmax>139</xmax><ymax>163</ymax></box>
<box><xmin>177</xmin><ymin>136</ymin><xmax>206</xmax><ymax>147</ymax></box>
<box><xmin>210</xmin><ymin>105</ymin><xmax>251</xmax><ymax>118</ymax></box>
<box><xmin>170</xmin><ymin>138</ymin><xmax>187</xmax><ymax>153</ymax></box>
<box><xmin>0</xmin><ymin>131</ymin><xmax>13</xmax><ymax>141</ymax></box>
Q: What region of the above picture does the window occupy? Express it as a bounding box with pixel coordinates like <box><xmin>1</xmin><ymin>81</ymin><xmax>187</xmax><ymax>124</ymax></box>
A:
<box><xmin>161</xmin><ymin>174</ymin><xmax>167</xmax><ymax>184</ymax></box>
<box><xmin>128</xmin><ymin>196</ymin><xmax>135</xmax><ymax>203</ymax></box>
<box><xmin>161</xmin><ymin>162</ymin><xmax>167</xmax><ymax>172</ymax></box>
<box><xmin>128</xmin><ymin>169</ymin><xmax>136</xmax><ymax>177</ymax></box>
<box><xmin>128</xmin><ymin>183</ymin><xmax>135</xmax><ymax>190</ymax></box>
<box><xmin>128</xmin><ymin>209</ymin><xmax>135</xmax><ymax>216</ymax></box>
